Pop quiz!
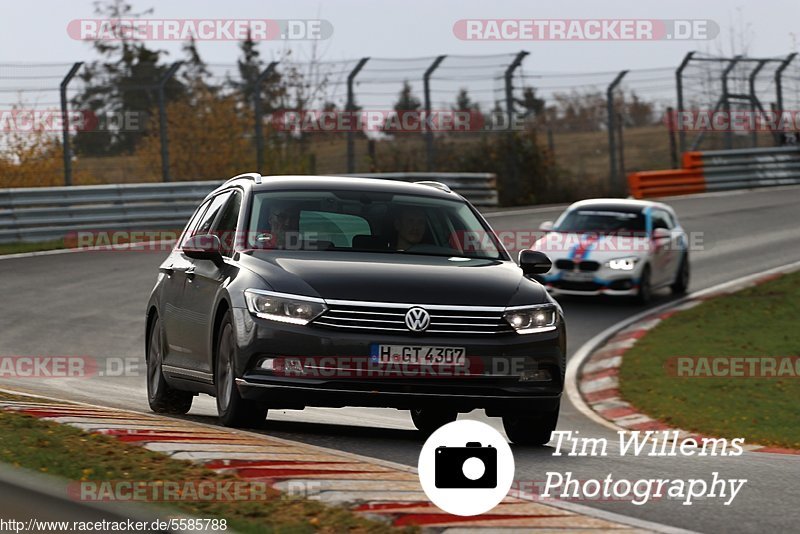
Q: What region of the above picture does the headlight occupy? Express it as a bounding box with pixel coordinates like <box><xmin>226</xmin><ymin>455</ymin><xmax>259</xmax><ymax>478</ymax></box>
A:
<box><xmin>606</xmin><ymin>257</ymin><xmax>640</xmax><ymax>271</ymax></box>
<box><xmin>244</xmin><ymin>289</ymin><xmax>327</xmax><ymax>325</ymax></box>
<box><xmin>503</xmin><ymin>305</ymin><xmax>558</xmax><ymax>334</ymax></box>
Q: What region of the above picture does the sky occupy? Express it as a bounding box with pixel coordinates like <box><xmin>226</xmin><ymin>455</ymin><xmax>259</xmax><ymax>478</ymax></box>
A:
<box><xmin>1</xmin><ymin>0</ymin><xmax>798</xmax><ymax>71</ymax></box>
<box><xmin>1</xmin><ymin>0</ymin><xmax>799</xmax><ymax>113</ymax></box>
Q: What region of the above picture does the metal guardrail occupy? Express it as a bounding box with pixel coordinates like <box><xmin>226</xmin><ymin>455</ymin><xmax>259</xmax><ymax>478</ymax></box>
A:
<box><xmin>0</xmin><ymin>173</ymin><xmax>498</xmax><ymax>244</ymax></box>
<box><xmin>628</xmin><ymin>146</ymin><xmax>800</xmax><ymax>198</ymax></box>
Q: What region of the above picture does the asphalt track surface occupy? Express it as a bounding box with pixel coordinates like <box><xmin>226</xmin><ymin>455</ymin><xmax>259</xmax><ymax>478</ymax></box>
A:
<box><xmin>1</xmin><ymin>186</ymin><xmax>799</xmax><ymax>533</ymax></box>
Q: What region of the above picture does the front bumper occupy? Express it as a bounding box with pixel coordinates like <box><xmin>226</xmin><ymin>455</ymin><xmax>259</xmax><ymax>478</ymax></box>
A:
<box><xmin>231</xmin><ymin>308</ymin><xmax>565</xmax><ymax>414</ymax></box>
<box><xmin>537</xmin><ymin>265</ymin><xmax>643</xmax><ymax>297</ymax></box>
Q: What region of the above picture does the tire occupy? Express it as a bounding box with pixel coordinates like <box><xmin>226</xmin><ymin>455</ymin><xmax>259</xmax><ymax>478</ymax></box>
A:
<box><xmin>635</xmin><ymin>265</ymin><xmax>652</xmax><ymax>304</ymax></box>
<box><xmin>215</xmin><ymin>311</ymin><xmax>268</xmax><ymax>428</ymax></box>
<box><xmin>146</xmin><ymin>315</ymin><xmax>193</xmax><ymax>414</ymax></box>
<box><xmin>671</xmin><ymin>254</ymin><xmax>690</xmax><ymax>295</ymax></box>
<box><xmin>410</xmin><ymin>408</ymin><xmax>458</xmax><ymax>435</ymax></box>
<box><xmin>502</xmin><ymin>403</ymin><xmax>560</xmax><ymax>446</ymax></box>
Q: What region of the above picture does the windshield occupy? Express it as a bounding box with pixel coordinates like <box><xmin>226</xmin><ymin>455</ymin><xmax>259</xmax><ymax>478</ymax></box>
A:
<box><xmin>554</xmin><ymin>209</ymin><xmax>647</xmax><ymax>236</ymax></box>
<box><xmin>246</xmin><ymin>189</ymin><xmax>506</xmax><ymax>260</ymax></box>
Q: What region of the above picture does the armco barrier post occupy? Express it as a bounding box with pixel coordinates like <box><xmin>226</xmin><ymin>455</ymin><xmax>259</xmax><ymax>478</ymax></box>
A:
<box><xmin>157</xmin><ymin>62</ymin><xmax>182</xmax><ymax>183</ymax></box>
<box><xmin>254</xmin><ymin>61</ymin><xmax>279</xmax><ymax>173</ymax></box>
<box><xmin>423</xmin><ymin>55</ymin><xmax>446</xmax><ymax>171</ymax></box>
<box><xmin>346</xmin><ymin>58</ymin><xmax>369</xmax><ymax>173</ymax></box>
<box><xmin>606</xmin><ymin>70</ymin><xmax>628</xmax><ymax>196</ymax></box>
<box><xmin>60</xmin><ymin>62</ymin><xmax>83</xmax><ymax>186</ymax></box>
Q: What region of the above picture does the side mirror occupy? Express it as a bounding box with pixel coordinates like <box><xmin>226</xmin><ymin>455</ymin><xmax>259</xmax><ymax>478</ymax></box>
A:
<box><xmin>519</xmin><ymin>249</ymin><xmax>552</xmax><ymax>275</ymax></box>
<box><xmin>539</xmin><ymin>220</ymin><xmax>554</xmax><ymax>231</ymax></box>
<box><xmin>651</xmin><ymin>227</ymin><xmax>671</xmax><ymax>240</ymax></box>
<box><xmin>183</xmin><ymin>234</ymin><xmax>223</xmax><ymax>262</ymax></box>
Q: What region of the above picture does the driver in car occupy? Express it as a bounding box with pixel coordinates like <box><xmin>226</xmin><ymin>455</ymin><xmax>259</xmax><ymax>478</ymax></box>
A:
<box><xmin>262</xmin><ymin>204</ymin><xmax>300</xmax><ymax>249</ymax></box>
<box><xmin>394</xmin><ymin>206</ymin><xmax>427</xmax><ymax>251</ymax></box>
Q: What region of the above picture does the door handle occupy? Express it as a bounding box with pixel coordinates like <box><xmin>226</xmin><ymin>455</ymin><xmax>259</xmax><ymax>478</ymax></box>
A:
<box><xmin>186</xmin><ymin>268</ymin><xmax>196</xmax><ymax>281</ymax></box>
<box><xmin>160</xmin><ymin>264</ymin><xmax>174</xmax><ymax>276</ymax></box>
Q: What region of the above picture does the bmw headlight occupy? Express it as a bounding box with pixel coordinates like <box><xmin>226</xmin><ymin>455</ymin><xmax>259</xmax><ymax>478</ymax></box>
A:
<box><xmin>244</xmin><ymin>289</ymin><xmax>327</xmax><ymax>325</ymax></box>
<box><xmin>606</xmin><ymin>257</ymin><xmax>640</xmax><ymax>271</ymax></box>
<box><xmin>503</xmin><ymin>305</ymin><xmax>558</xmax><ymax>334</ymax></box>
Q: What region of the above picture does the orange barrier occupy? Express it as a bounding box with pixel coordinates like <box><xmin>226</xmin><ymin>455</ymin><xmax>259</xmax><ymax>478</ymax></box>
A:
<box><xmin>629</xmin><ymin>146</ymin><xmax>800</xmax><ymax>199</ymax></box>
<box><xmin>681</xmin><ymin>151</ymin><xmax>704</xmax><ymax>169</ymax></box>
<box><xmin>627</xmin><ymin>169</ymin><xmax>705</xmax><ymax>199</ymax></box>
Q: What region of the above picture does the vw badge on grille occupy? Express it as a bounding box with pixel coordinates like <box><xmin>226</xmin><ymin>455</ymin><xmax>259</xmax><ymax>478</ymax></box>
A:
<box><xmin>405</xmin><ymin>307</ymin><xmax>431</xmax><ymax>332</ymax></box>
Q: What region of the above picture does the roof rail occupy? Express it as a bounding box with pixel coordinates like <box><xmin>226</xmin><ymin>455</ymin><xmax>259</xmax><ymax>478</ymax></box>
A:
<box><xmin>414</xmin><ymin>180</ymin><xmax>452</xmax><ymax>193</ymax></box>
<box><xmin>225</xmin><ymin>172</ymin><xmax>262</xmax><ymax>185</ymax></box>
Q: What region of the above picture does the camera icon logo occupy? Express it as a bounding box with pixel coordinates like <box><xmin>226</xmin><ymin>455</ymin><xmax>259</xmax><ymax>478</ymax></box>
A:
<box><xmin>435</xmin><ymin>442</ymin><xmax>497</xmax><ymax>489</ymax></box>
<box><xmin>418</xmin><ymin>420</ymin><xmax>515</xmax><ymax>516</ymax></box>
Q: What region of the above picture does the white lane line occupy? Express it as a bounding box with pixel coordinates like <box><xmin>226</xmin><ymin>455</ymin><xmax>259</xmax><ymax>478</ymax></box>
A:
<box><xmin>565</xmin><ymin>258</ymin><xmax>800</xmax><ymax>434</ymax></box>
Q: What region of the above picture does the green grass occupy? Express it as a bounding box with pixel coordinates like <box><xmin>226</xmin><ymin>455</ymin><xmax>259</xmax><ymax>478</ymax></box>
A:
<box><xmin>618</xmin><ymin>271</ymin><xmax>800</xmax><ymax>450</ymax></box>
<box><xmin>0</xmin><ymin>240</ymin><xmax>67</xmax><ymax>256</ymax></box>
<box><xmin>0</xmin><ymin>394</ymin><xmax>401</xmax><ymax>533</ymax></box>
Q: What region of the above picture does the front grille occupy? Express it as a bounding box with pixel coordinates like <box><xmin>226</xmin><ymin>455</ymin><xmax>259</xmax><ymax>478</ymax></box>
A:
<box><xmin>555</xmin><ymin>259</ymin><xmax>599</xmax><ymax>272</ymax></box>
<box><xmin>312</xmin><ymin>301</ymin><xmax>515</xmax><ymax>335</ymax></box>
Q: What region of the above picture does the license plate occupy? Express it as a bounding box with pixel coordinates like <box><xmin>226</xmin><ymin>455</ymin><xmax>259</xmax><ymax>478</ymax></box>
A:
<box><xmin>370</xmin><ymin>344</ymin><xmax>466</xmax><ymax>365</ymax></box>
<box><xmin>561</xmin><ymin>270</ymin><xmax>595</xmax><ymax>282</ymax></box>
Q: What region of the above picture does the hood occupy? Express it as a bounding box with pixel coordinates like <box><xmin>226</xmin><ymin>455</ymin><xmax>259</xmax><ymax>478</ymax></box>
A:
<box><xmin>238</xmin><ymin>251</ymin><xmax>548</xmax><ymax>306</ymax></box>
<box><xmin>533</xmin><ymin>232</ymin><xmax>651</xmax><ymax>263</ymax></box>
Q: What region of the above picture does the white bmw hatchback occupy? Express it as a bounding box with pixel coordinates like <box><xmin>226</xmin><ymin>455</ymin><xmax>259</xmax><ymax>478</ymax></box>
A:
<box><xmin>531</xmin><ymin>199</ymin><xmax>690</xmax><ymax>303</ymax></box>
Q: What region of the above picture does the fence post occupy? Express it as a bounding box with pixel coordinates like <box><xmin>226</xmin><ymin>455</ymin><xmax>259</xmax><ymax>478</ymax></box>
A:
<box><xmin>157</xmin><ymin>61</ymin><xmax>182</xmax><ymax>183</ymax></box>
<box><xmin>775</xmin><ymin>52</ymin><xmax>797</xmax><ymax>144</ymax></box>
<box><xmin>616</xmin><ymin>112</ymin><xmax>626</xmax><ymax>182</ymax></box>
<box><xmin>675</xmin><ymin>51</ymin><xmax>695</xmax><ymax>155</ymax></box>
<box><xmin>501</xmin><ymin>51</ymin><xmax>529</xmax><ymax>202</ymax></box>
<box><xmin>504</xmin><ymin>51</ymin><xmax>529</xmax><ymax>128</ymax></box>
<box><xmin>346</xmin><ymin>57</ymin><xmax>369</xmax><ymax>173</ymax></box>
<box><xmin>423</xmin><ymin>55</ymin><xmax>446</xmax><ymax>171</ymax></box>
<box><xmin>721</xmin><ymin>56</ymin><xmax>741</xmax><ymax>150</ymax></box>
<box><xmin>666</xmin><ymin>106</ymin><xmax>678</xmax><ymax>169</ymax></box>
<box><xmin>254</xmin><ymin>61</ymin><xmax>279</xmax><ymax>173</ymax></box>
<box><xmin>748</xmin><ymin>59</ymin><xmax>768</xmax><ymax>148</ymax></box>
<box><xmin>60</xmin><ymin>62</ymin><xmax>83</xmax><ymax>186</ymax></box>
<box><xmin>606</xmin><ymin>70</ymin><xmax>628</xmax><ymax>196</ymax></box>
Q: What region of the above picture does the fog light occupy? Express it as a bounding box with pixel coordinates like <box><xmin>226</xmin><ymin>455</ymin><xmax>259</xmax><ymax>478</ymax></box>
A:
<box><xmin>258</xmin><ymin>357</ymin><xmax>302</xmax><ymax>375</ymax></box>
<box><xmin>285</xmin><ymin>358</ymin><xmax>303</xmax><ymax>374</ymax></box>
<box><xmin>519</xmin><ymin>369</ymin><xmax>551</xmax><ymax>382</ymax></box>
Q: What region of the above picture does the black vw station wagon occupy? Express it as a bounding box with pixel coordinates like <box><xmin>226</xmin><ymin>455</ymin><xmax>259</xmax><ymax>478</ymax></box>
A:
<box><xmin>145</xmin><ymin>173</ymin><xmax>565</xmax><ymax>444</ymax></box>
